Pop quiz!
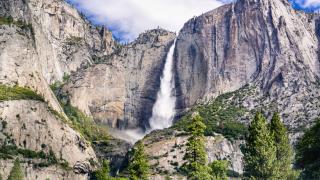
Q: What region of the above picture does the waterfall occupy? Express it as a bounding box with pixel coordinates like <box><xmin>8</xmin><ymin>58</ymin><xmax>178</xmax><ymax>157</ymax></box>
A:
<box><xmin>149</xmin><ymin>40</ymin><xmax>176</xmax><ymax>130</ymax></box>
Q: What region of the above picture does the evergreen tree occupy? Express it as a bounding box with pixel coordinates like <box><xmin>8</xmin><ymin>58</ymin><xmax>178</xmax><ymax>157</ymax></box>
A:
<box><xmin>296</xmin><ymin>119</ymin><xmax>320</xmax><ymax>179</ymax></box>
<box><xmin>242</xmin><ymin>112</ymin><xmax>278</xmax><ymax>179</ymax></box>
<box><xmin>8</xmin><ymin>158</ymin><xmax>24</xmax><ymax>180</ymax></box>
<box><xmin>184</xmin><ymin>112</ymin><xmax>212</xmax><ymax>180</ymax></box>
<box><xmin>269</xmin><ymin>113</ymin><xmax>295</xmax><ymax>179</ymax></box>
<box><xmin>95</xmin><ymin>160</ymin><xmax>111</xmax><ymax>180</ymax></box>
<box><xmin>128</xmin><ymin>141</ymin><xmax>149</xmax><ymax>180</ymax></box>
<box><xmin>209</xmin><ymin>160</ymin><xmax>229</xmax><ymax>180</ymax></box>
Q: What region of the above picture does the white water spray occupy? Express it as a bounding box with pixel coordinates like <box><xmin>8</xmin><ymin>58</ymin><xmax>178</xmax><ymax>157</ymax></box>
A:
<box><xmin>149</xmin><ymin>40</ymin><xmax>176</xmax><ymax>130</ymax></box>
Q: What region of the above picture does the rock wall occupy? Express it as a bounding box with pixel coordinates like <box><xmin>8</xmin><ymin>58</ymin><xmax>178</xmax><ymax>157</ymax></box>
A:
<box><xmin>0</xmin><ymin>160</ymin><xmax>89</xmax><ymax>180</ymax></box>
<box><xmin>61</xmin><ymin>29</ymin><xmax>176</xmax><ymax>129</ymax></box>
<box><xmin>174</xmin><ymin>0</ymin><xmax>320</xmax><ymax>130</ymax></box>
<box><xmin>0</xmin><ymin>100</ymin><xmax>98</xmax><ymax>172</ymax></box>
<box><xmin>0</xmin><ymin>0</ymin><xmax>115</xmax><ymax>83</ymax></box>
<box><xmin>143</xmin><ymin>130</ymin><xmax>243</xmax><ymax>179</ymax></box>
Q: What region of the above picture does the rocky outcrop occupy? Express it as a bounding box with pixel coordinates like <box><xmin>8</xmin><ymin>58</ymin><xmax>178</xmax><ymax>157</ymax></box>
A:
<box><xmin>174</xmin><ymin>0</ymin><xmax>320</xmax><ymax>132</ymax></box>
<box><xmin>0</xmin><ymin>0</ymin><xmax>115</xmax><ymax>83</ymax></box>
<box><xmin>0</xmin><ymin>100</ymin><xmax>98</xmax><ymax>175</ymax></box>
<box><xmin>0</xmin><ymin>0</ymin><xmax>115</xmax><ymax>115</ymax></box>
<box><xmin>143</xmin><ymin>130</ymin><xmax>243</xmax><ymax>179</ymax></box>
<box><xmin>0</xmin><ymin>160</ymin><xmax>89</xmax><ymax>180</ymax></box>
<box><xmin>61</xmin><ymin>29</ymin><xmax>176</xmax><ymax>129</ymax></box>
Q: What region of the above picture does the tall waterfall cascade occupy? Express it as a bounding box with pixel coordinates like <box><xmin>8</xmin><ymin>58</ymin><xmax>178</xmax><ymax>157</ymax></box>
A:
<box><xmin>149</xmin><ymin>40</ymin><xmax>176</xmax><ymax>130</ymax></box>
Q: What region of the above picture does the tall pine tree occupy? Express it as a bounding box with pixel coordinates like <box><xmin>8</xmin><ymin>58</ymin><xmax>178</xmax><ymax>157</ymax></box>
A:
<box><xmin>184</xmin><ymin>112</ymin><xmax>212</xmax><ymax>179</ymax></box>
<box><xmin>8</xmin><ymin>159</ymin><xmax>24</xmax><ymax>180</ymax></box>
<box><xmin>243</xmin><ymin>112</ymin><xmax>278</xmax><ymax>179</ymax></box>
<box><xmin>269</xmin><ymin>113</ymin><xmax>295</xmax><ymax>179</ymax></box>
<box><xmin>128</xmin><ymin>141</ymin><xmax>149</xmax><ymax>180</ymax></box>
<box><xmin>296</xmin><ymin>119</ymin><xmax>320</xmax><ymax>179</ymax></box>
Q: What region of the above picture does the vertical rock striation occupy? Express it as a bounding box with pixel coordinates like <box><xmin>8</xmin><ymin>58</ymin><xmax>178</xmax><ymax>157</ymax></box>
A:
<box><xmin>174</xmin><ymin>0</ymin><xmax>320</xmax><ymax>131</ymax></box>
<box><xmin>61</xmin><ymin>29</ymin><xmax>176</xmax><ymax>129</ymax></box>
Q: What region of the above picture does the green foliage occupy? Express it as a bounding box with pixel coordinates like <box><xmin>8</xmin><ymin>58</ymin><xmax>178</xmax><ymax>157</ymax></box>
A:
<box><xmin>210</xmin><ymin>160</ymin><xmax>229</xmax><ymax>180</ymax></box>
<box><xmin>270</xmin><ymin>113</ymin><xmax>296</xmax><ymax>179</ymax></box>
<box><xmin>8</xmin><ymin>159</ymin><xmax>24</xmax><ymax>180</ymax></box>
<box><xmin>0</xmin><ymin>144</ymin><xmax>69</xmax><ymax>169</ymax></box>
<box><xmin>0</xmin><ymin>16</ymin><xmax>14</xmax><ymax>25</ymax></box>
<box><xmin>242</xmin><ymin>112</ymin><xmax>278</xmax><ymax>179</ymax></box>
<box><xmin>296</xmin><ymin>119</ymin><xmax>320</xmax><ymax>179</ymax></box>
<box><xmin>0</xmin><ymin>84</ymin><xmax>44</xmax><ymax>102</ymax></box>
<box><xmin>174</xmin><ymin>90</ymin><xmax>248</xmax><ymax>140</ymax></box>
<box><xmin>184</xmin><ymin>113</ymin><xmax>212</xmax><ymax>179</ymax></box>
<box><xmin>50</xmin><ymin>81</ymin><xmax>110</xmax><ymax>143</ymax></box>
<box><xmin>49</xmin><ymin>81</ymin><xmax>63</xmax><ymax>92</ymax></box>
<box><xmin>0</xmin><ymin>16</ymin><xmax>34</xmax><ymax>34</ymax></box>
<box><xmin>128</xmin><ymin>141</ymin><xmax>149</xmax><ymax>180</ymax></box>
<box><xmin>63</xmin><ymin>73</ymin><xmax>71</xmax><ymax>82</ymax></box>
<box><xmin>60</xmin><ymin>102</ymin><xmax>109</xmax><ymax>142</ymax></box>
<box><xmin>0</xmin><ymin>145</ymin><xmax>46</xmax><ymax>160</ymax></box>
<box><xmin>66</xmin><ymin>36</ymin><xmax>83</xmax><ymax>46</ymax></box>
<box><xmin>94</xmin><ymin>160</ymin><xmax>111</xmax><ymax>180</ymax></box>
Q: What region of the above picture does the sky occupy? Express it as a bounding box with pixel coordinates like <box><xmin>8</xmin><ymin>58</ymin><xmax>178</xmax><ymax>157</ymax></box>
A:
<box><xmin>67</xmin><ymin>0</ymin><xmax>320</xmax><ymax>42</ymax></box>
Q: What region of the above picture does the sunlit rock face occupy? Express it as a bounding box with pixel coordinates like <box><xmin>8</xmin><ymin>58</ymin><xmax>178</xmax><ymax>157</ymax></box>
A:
<box><xmin>174</xmin><ymin>0</ymin><xmax>320</xmax><ymax>134</ymax></box>
<box><xmin>61</xmin><ymin>29</ymin><xmax>176</xmax><ymax>130</ymax></box>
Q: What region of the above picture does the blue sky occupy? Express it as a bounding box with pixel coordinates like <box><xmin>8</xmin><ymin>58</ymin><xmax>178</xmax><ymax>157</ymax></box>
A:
<box><xmin>67</xmin><ymin>0</ymin><xmax>320</xmax><ymax>42</ymax></box>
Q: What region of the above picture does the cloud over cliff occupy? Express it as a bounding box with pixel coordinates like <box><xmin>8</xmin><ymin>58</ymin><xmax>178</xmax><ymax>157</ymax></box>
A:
<box><xmin>67</xmin><ymin>0</ymin><xmax>225</xmax><ymax>41</ymax></box>
<box><xmin>68</xmin><ymin>0</ymin><xmax>320</xmax><ymax>42</ymax></box>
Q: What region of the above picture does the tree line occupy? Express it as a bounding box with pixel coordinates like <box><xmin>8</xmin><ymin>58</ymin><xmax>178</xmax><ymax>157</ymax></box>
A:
<box><xmin>4</xmin><ymin>111</ymin><xmax>319</xmax><ymax>180</ymax></box>
<box><xmin>123</xmin><ymin>111</ymin><xmax>320</xmax><ymax>180</ymax></box>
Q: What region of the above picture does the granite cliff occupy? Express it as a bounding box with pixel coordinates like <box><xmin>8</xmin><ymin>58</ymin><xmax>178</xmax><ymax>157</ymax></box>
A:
<box><xmin>174</xmin><ymin>0</ymin><xmax>320</xmax><ymax>136</ymax></box>
<box><xmin>1</xmin><ymin>0</ymin><xmax>320</xmax><ymax>179</ymax></box>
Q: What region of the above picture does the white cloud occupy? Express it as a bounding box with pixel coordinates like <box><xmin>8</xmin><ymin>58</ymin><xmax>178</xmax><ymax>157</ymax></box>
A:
<box><xmin>69</xmin><ymin>0</ymin><xmax>227</xmax><ymax>41</ymax></box>
<box><xmin>304</xmin><ymin>0</ymin><xmax>320</xmax><ymax>7</ymax></box>
<box><xmin>294</xmin><ymin>0</ymin><xmax>320</xmax><ymax>8</ymax></box>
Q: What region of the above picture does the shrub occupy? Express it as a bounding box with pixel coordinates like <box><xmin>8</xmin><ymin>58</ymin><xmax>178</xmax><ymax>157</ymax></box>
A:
<box><xmin>8</xmin><ymin>159</ymin><xmax>24</xmax><ymax>180</ymax></box>
<box><xmin>210</xmin><ymin>160</ymin><xmax>229</xmax><ymax>180</ymax></box>
<box><xmin>0</xmin><ymin>84</ymin><xmax>44</xmax><ymax>102</ymax></box>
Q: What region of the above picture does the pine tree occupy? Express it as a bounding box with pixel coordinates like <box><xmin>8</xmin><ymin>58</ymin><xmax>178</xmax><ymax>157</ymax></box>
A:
<box><xmin>209</xmin><ymin>160</ymin><xmax>229</xmax><ymax>180</ymax></box>
<box><xmin>128</xmin><ymin>141</ymin><xmax>149</xmax><ymax>180</ymax></box>
<box><xmin>269</xmin><ymin>113</ymin><xmax>295</xmax><ymax>179</ymax></box>
<box><xmin>8</xmin><ymin>158</ymin><xmax>24</xmax><ymax>180</ymax></box>
<box><xmin>296</xmin><ymin>119</ymin><xmax>320</xmax><ymax>179</ymax></box>
<box><xmin>242</xmin><ymin>112</ymin><xmax>278</xmax><ymax>179</ymax></box>
<box><xmin>95</xmin><ymin>160</ymin><xmax>111</xmax><ymax>180</ymax></box>
<box><xmin>184</xmin><ymin>112</ymin><xmax>212</xmax><ymax>180</ymax></box>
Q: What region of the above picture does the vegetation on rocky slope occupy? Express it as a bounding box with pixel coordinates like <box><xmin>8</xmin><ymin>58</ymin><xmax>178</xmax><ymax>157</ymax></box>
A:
<box><xmin>8</xmin><ymin>159</ymin><xmax>23</xmax><ymax>180</ymax></box>
<box><xmin>50</xmin><ymin>81</ymin><xmax>110</xmax><ymax>143</ymax></box>
<box><xmin>174</xmin><ymin>88</ymin><xmax>250</xmax><ymax>140</ymax></box>
<box><xmin>0</xmin><ymin>84</ymin><xmax>44</xmax><ymax>102</ymax></box>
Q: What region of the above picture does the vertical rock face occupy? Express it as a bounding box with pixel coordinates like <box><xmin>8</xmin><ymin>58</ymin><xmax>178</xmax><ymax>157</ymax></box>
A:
<box><xmin>0</xmin><ymin>100</ymin><xmax>98</xmax><ymax>178</ymax></box>
<box><xmin>0</xmin><ymin>0</ymin><xmax>113</xmax><ymax>177</ymax></box>
<box><xmin>175</xmin><ymin>0</ymin><xmax>320</xmax><ymax>130</ymax></box>
<box><xmin>0</xmin><ymin>0</ymin><xmax>115</xmax><ymax>114</ymax></box>
<box><xmin>62</xmin><ymin>29</ymin><xmax>176</xmax><ymax>129</ymax></box>
<box><xmin>0</xmin><ymin>0</ymin><xmax>115</xmax><ymax>83</ymax></box>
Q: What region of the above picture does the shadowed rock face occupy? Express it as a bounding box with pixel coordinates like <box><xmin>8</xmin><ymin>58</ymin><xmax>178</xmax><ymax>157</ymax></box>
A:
<box><xmin>174</xmin><ymin>0</ymin><xmax>320</xmax><ymax>132</ymax></box>
<box><xmin>62</xmin><ymin>29</ymin><xmax>176</xmax><ymax>129</ymax></box>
